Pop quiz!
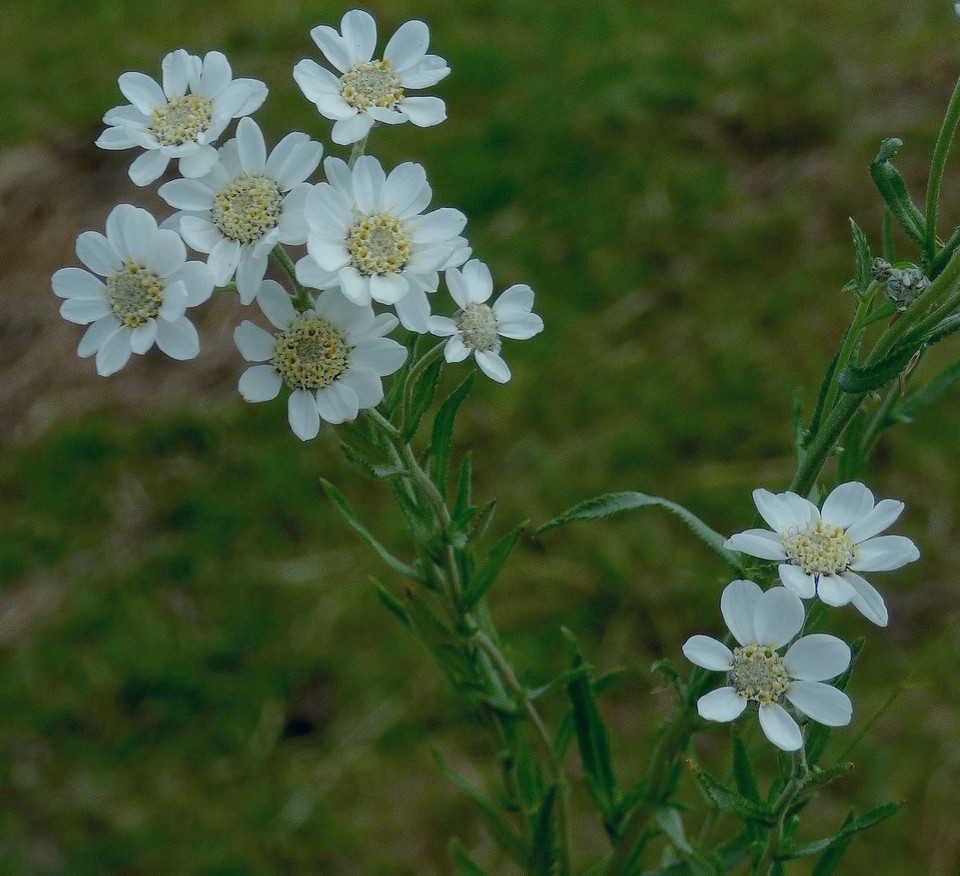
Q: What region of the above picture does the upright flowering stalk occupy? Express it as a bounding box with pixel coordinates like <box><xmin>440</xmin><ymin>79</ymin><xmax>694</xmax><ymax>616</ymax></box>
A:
<box><xmin>429</xmin><ymin>259</ymin><xmax>544</xmax><ymax>383</ymax></box>
<box><xmin>234</xmin><ymin>280</ymin><xmax>406</xmax><ymax>441</ymax></box>
<box><xmin>159</xmin><ymin>117</ymin><xmax>322</xmax><ymax>303</ymax></box>
<box><xmin>52</xmin><ymin>204</ymin><xmax>214</xmax><ymax>376</ymax></box>
<box><xmin>297</xmin><ymin>156</ymin><xmax>469</xmax><ymax>331</ymax></box>
<box><xmin>724</xmin><ymin>481</ymin><xmax>920</xmax><ymax>626</ymax></box>
<box><xmin>683</xmin><ymin>580</ymin><xmax>852</xmax><ymax>751</ymax></box>
<box><xmin>293</xmin><ymin>9</ymin><xmax>449</xmax><ymax>145</ymax></box>
<box><xmin>96</xmin><ymin>49</ymin><xmax>268</xmax><ymax>186</ymax></box>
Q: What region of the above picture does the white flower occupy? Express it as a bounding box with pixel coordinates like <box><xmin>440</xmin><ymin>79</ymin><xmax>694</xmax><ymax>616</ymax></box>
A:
<box><xmin>158</xmin><ymin>117</ymin><xmax>322</xmax><ymax>304</ymax></box>
<box><xmin>234</xmin><ymin>280</ymin><xmax>407</xmax><ymax>441</ymax></box>
<box><xmin>723</xmin><ymin>482</ymin><xmax>920</xmax><ymax>627</ymax></box>
<box><xmin>52</xmin><ymin>204</ymin><xmax>214</xmax><ymax>376</ymax></box>
<box><xmin>293</xmin><ymin>9</ymin><xmax>449</xmax><ymax>145</ymax></box>
<box><xmin>95</xmin><ymin>49</ymin><xmax>268</xmax><ymax>186</ymax></box>
<box><xmin>683</xmin><ymin>580</ymin><xmax>852</xmax><ymax>752</ymax></box>
<box><xmin>428</xmin><ymin>260</ymin><xmax>543</xmax><ymax>383</ymax></box>
<box><xmin>297</xmin><ymin>155</ymin><xmax>469</xmax><ymax>332</ymax></box>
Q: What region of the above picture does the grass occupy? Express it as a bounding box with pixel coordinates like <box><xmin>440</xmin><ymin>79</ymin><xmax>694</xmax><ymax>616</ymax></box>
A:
<box><xmin>2</xmin><ymin>0</ymin><xmax>960</xmax><ymax>873</ymax></box>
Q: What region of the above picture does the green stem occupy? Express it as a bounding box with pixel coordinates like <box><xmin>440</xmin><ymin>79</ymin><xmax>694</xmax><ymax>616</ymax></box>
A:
<box><xmin>754</xmin><ymin>748</ymin><xmax>809</xmax><ymax>876</ymax></box>
<box><xmin>818</xmin><ymin>285</ymin><xmax>876</xmax><ymax>423</ymax></box>
<box><xmin>925</xmin><ymin>74</ymin><xmax>960</xmax><ymax>261</ymax></box>
<box><xmin>348</xmin><ymin>134</ymin><xmax>368</xmax><ymax>168</ymax></box>
<box><xmin>272</xmin><ymin>245</ymin><xmax>314</xmax><ymax>311</ymax></box>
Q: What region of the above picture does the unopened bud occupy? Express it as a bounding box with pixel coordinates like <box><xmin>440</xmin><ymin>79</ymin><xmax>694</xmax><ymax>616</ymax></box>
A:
<box><xmin>885</xmin><ymin>265</ymin><xmax>929</xmax><ymax>311</ymax></box>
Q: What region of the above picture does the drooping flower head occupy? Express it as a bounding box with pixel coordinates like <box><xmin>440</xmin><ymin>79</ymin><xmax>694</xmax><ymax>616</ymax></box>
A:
<box><xmin>52</xmin><ymin>204</ymin><xmax>214</xmax><ymax>376</ymax></box>
<box><xmin>293</xmin><ymin>9</ymin><xmax>450</xmax><ymax>145</ymax></box>
<box><xmin>724</xmin><ymin>482</ymin><xmax>920</xmax><ymax>627</ymax></box>
<box><xmin>234</xmin><ymin>280</ymin><xmax>407</xmax><ymax>441</ymax></box>
<box><xmin>297</xmin><ymin>155</ymin><xmax>469</xmax><ymax>331</ymax></box>
<box><xmin>158</xmin><ymin>117</ymin><xmax>322</xmax><ymax>304</ymax></box>
<box><xmin>96</xmin><ymin>49</ymin><xmax>268</xmax><ymax>186</ymax></box>
<box><xmin>683</xmin><ymin>580</ymin><xmax>852</xmax><ymax>752</ymax></box>
<box><xmin>428</xmin><ymin>259</ymin><xmax>544</xmax><ymax>383</ymax></box>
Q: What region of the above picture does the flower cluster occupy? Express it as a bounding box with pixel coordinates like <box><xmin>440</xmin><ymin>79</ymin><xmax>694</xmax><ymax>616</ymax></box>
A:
<box><xmin>53</xmin><ymin>11</ymin><xmax>543</xmax><ymax>440</ymax></box>
<box><xmin>684</xmin><ymin>481</ymin><xmax>919</xmax><ymax>751</ymax></box>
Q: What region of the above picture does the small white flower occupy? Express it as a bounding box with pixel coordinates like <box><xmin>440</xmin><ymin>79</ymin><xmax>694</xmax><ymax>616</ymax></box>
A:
<box><xmin>428</xmin><ymin>260</ymin><xmax>543</xmax><ymax>384</ymax></box>
<box><xmin>297</xmin><ymin>155</ymin><xmax>469</xmax><ymax>331</ymax></box>
<box><xmin>52</xmin><ymin>204</ymin><xmax>214</xmax><ymax>376</ymax></box>
<box><xmin>234</xmin><ymin>280</ymin><xmax>407</xmax><ymax>441</ymax></box>
<box><xmin>96</xmin><ymin>49</ymin><xmax>268</xmax><ymax>186</ymax></box>
<box><xmin>293</xmin><ymin>9</ymin><xmax>449</xmax><ymax>145</ymax></box>
<box><xmin>158</xmin><ymin>117</ymin><xmax>322</xmax><ymax>304</ymax></box>
<box><xmin>724</xmin><ymin>482</ymin><xmax>920</xmax><ymax>627</ymax></box>
<box><xmin>683</xmin><ymin>580</ymin><xmax>852</xmax><ymax>752</ymax></box>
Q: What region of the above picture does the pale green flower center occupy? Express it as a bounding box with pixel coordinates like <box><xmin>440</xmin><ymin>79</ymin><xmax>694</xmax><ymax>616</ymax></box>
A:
<box><xmin>272</xmin><ymin>314</ymin><xmax>350</xmax><ymax>391</ymax></box>
<box><xmin>345</xmin><ymin>213</ymin><xmax>411</xmax><ymax>276</ymax></box>
<box><xmin>339</xmin><ymin>60</ymin><xmax>404</xmax><ymax>111</ymax></box>
<box><xmin>730</xmin><ymin>644</ymin><xmax>788</xmax><ymax>704</ymax></box>
<box><xmin>212</xmin><ymin>173</ymin><xmax>283</xmax><ymax>245</ymax></box>
<box><xmin>149</xmin><ymin>94</ymin><xmax>214</xmax><ymax>146</ymax></box>
<box><xmin>106</xmin><ymin>262</ymin><xmax>164</xmax><ymax>328</ymax></box>
<box><xmin>456</xmin><ymin>303</ymin><xmax>499</xmax><ymax>351</ymax></box>
<box><xmin>782</xmin><ymin>520</ymin><xmax>856</xmax><ymax>576</ymax></box>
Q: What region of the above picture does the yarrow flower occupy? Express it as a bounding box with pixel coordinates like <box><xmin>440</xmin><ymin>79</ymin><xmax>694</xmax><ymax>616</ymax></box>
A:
<box><xmin>234</xmin><ymin>280</ymin><xmax>407</xmax><ymax>441</ymax></box>
<box><xmin>297</xmin><ymin>155</ymin><xmax>469</xmax><ymax>331</ymax></box>
<box><xmin>429</xmin><ymin>259</ymin><xmax>544</xmax><ymax>383</ymax></box>
<box><xmin>52</xmin><ymin>204</ymin><xmax>214</xmax><ymax>376</ymax></box>
<box><xmin>683</xmin><ymin>580</ymin><xmax>852</xmax><ymax>752</ymax></box>
<box><xmin>724</xmin><ymin>481</ymin><xmax>920</xmax><ymax>627</ymax></box>
<box><xmin>96</xmin><ymin>49</ymin><xmax>268</xmax><ymax>186</ymax></box>
<box><xmin>158</xmin><ymin>117</ymin><xmax>322</xmax><ymax>304</ymax></box>
<box><xmin>293</xmin><ymin>9</ymin><xmax>450</xmax><ymax>145</ymax></box>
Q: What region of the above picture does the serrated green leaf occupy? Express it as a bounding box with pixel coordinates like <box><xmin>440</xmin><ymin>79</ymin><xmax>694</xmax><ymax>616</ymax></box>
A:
<box><xmin>787</xmin><ymin>801</ymin><xmax>901</xmax><ymax>866</ymax></box>
<box><xmin>339</xmin><ymin>441</ymin><xmax>404</xmax><ymax>479</ymax></box>
<box><xmin>836</xmin><ymin>345</ymin><xmax>919</xmax><ymax>393</ymax></box>
<box><xmin>403</xmin><ymin>356</ymin><xmax>443</xmax><ymax>440</ymax></box>
<box><xmin>321</xmin><ymin>479</ymin><xmax>419</xmax><ymax>580</ymax></box>
<box><xmin>869</xmin><ymin>138</ymin><xmax>927</xmax><ymax>251</ymax></box>
<box><xmin>453</xmin><ymin>450</ymin><xmax>474</xmax><ymax>523</ymax></box>
<box><xmin>371</xmin><ymin>577</ymin><xmax>410</xmax><ymax>628</ymax></box>
<box><xmin>900</xmin><ymin>358</ymin><xmax>960</xmax><ymax>420</ymax></box>
<box><xmin>691</xmin><ymin>764</ymin><xmax>773</xmax><ymax>824</ymax></box>
<box><xmin>850</xmin><ymin>218</ymin><xmax>872</xmax><ymax>293</ymax></box>
<box><xmin>535</xmin><ymin>492</ymin><xmax>743</xmax><ymax>573</ymax></box>
<box><xmin>450</xmin><ymin>839</ymin><xmax>491</xmax><ymax>876</ymax></box>
<box><xmin>731</xmin><ymin>728</ymin><xmax>760</xmax><ymax>805</ymax></box>
<box><xmin>431</xmin><ymin>372</ymin><xmax>475</xmax><ymax>495</ymax></box>
<box><xmin>462</xmin><ymin>522</ymin><xmax>526</xmax><ymax>610</ymax></box>
<box><xmin>652</xmin><ymin>658</ymin><xmax>687</xmax><ymax>699</ymax></box>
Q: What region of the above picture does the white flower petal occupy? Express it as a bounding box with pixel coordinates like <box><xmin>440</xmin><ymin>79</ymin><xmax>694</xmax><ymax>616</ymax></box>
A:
<box><xmin>177</xmin><ymin>144</ymin><xmax>219</xmax><ymax>179</ymax></box>
<box><xmin>383</xmin><ymin>162</ymin><xmax>431</xmax><ymax>219</ymax></box>
<box><xmin>95</xmin><ymin>327</ymin><xmax>133</xmax><ymax>376</ymax></box>
<box><xmin>785</xmin><ymin>681</ymin><xmax>852</xmax><ymax>727</ymax></box>
<box><xmin>697</xmin><ymin>687</ymin><xmax>747</xmax><ymax>723</ymax></box>
<box><xmin>78</xmin><ymin>316</ymin><xmax>121</xmax><ymax>358</ymax></box>
<box><xmin>351</xmin><ymin>156</ymin><xmax>386</xmax><ymax>212</ymax></box>
<box><xmin>340</xmin><ymin>9</ymin><xmax>377</xmax><ymax>65</ymax></box>
<box><xmin>256</xmin><ymin>279</ymin><xmax>297</xmax><ymax>329</ymax></box>
<box><xmin>814</xmin><ymin>574</ymin><xmax>856</xmax><ymax>607</ymax></box>
<box><xmin>208</xmin><ymin>237</ymin><xmax>242</xmax><ymax>285</ymax></box>
<box><xmin>398</xmin><ymin>55</ymin><xmax>451</xmax><ymax>88</ymax></box>
<box><xmin>753</xmin><ymin>488</ymin><xmax>801</xmax><ymax>532</ymax></box>
<box><xmin>350</xmin><ymin>337</ymin><xmax>407</xmax><ymax>376</ymax></box>
<box><xmin>399</xmin><ymin>95</ymin><xmax>447</xmax><ymax>127</ymax></box>
<box><xmin>408</xmin><ymin>207</ymin><xmax>467</xmax><ymax>244</ymax></box>
<box><xmin>384</xmin><ymin>19</ymin><xmax>429</xmax><ymax>71</ymax></box>
<box><xmin>235</xmin><ymin>117</ymin><xmax>267</xmax><ymax>173</ymax></box>
<box><xmin>238</xmin><ymin>364</ymin><xmax>282</xmax><ymax>402</ymax></box>
<box><xmin>76</xmin><ymin>231</ymin><xmax>121</xmax><ymax>277</ymax></box>
<box><xmin>308</xmin><ymin>24</ymin><xmax>353</xmax><ymax>73</ymax></box>
<box><xmin>754</xmin><ymin>587</ymin><xmax>804</xmax><ymax>648</ymax></box>
<box><xmin>288</xmin><ymin>388</ymin><xmax>321</xmax><ymax>440</ymax></box>
<box><xmin>444</xmin><ymin>334</ymin><xmax>471</xmax><ymax>363</ymax></box>
<box><xmin>317</xmin><ymin>380</ymin><xmax>359</xmax><ymax>424</ymax></box>
<box><xmin>783</xmin><ymin>634</ymin><xmax>850</xmax><ymax>681</ymax></box>
<box><xmin>53</xmin><ymin>267</ymin><xmax>105</xmax><ymax>299</ymax></box>
<box><xmin>128</xmin><ymin>149</ymin><xmax>170</xmax><ymax>186</ymax></box>
<box><xmin>331</xmin><ymin>111</ymin><xmax>375</xmax><ymax>146</ymax></box>
<box><xmin>234</xmin><ymin>320</ymin><xmax>276</xmax><ymax>362</ymax></box>
<box><xmin>392</xmin><ymin>287</ymin><xmax>430</xmax><ymax>330</ymax></box>
<box><xmin>369</xmin><ymin>271</ymin><xmax>410</xmax><ymax>306</ymax></box>
<box><xmin>60</xmin><ymin>296</ymin><xmax>111</xmax><ymax>325</ymax></box>
<box><xmin>820</xmin><ymin>481</ymin><xmax>876</xmax><ymax>529</ymax></box>
<box><xmin>841</xmin><ymin>571</ymin><xmax>889</xmax><ymax>627</ymax></box>
<box><xmin>128</xmin><ymin>319</ymin><xmax>158</xmax><ymax>354</ymax></box>
<box><xmin>155</xmin><ymin>315</ymin><xmax>200</xmax><ymax>360</ymax></box>
<box><xmin>850</xmin><ymin>535</ymin><xmax>920</xmax><ymax>572</ymax></box>
<box><xmin>118</xmin><ymin>72</ymin><xmax>166</xmax><ymax>115</ymax></box>
<box><xmin>475</xmin><ymin>349</ymin><xmax>511</xmax><ymax>383</ymax></box>
<box><xmin>682</xmin><ymin>635</ymin><xmax>733</xmax><ymax>672</ymax></box>
<box><xmin>158</xmin><ymin>178</ymin><xmax>215</xmax><ymax>211</ymax></box>
<box><xmin>757</xmin><ymin>702</ymin><xmax>803</xmax><ymax>751</ymax></box>
<box><xmin>845</xmin><ymin>498</ymin><xmax>905</xmax><ymax>543</ymax></box>
<box><xmin>340</xmin><ymin>366</ymin><xmax>384</xmax><ymax>409</ymax></box>
<box><xmin>719</xmin><ymin>579</ymin><xmax>762</xmax><ymax>646</ymax></box>
<box><xmin>724</xmin><ymin>529</ymin><xmax>788</xmax><ymax>561</ymax></box>
<box><xmin>235</xmin><ymin>253</ymin><xmax>269</xmax><ymax>305</ymax></box>
<box><xmin>778</xmin><ymin>563</ymin><xmax>817</xmax><ymax>599</ymax></box>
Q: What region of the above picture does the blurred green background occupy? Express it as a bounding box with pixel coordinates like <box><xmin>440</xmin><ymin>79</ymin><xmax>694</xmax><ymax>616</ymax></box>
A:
<box><xmin>1</xmin><ymin>0</ymin><xmax>959</xmax><ymax>872</ymax></box>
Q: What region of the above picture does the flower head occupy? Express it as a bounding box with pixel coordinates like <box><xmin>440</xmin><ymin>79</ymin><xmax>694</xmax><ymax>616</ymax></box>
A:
<box><xmin>234</xmin><ymin>280</ymin><xmax>407</xmax><ymax>441</ymax></box>
<box><xmin>683</xmin><ymin>580</ymin><xmax>852</xmax><ymax>752</ymax></box>
<box><xmin>297</xmin><ymin>155</ymin><xmax>469</xmax><ymax>331</ymax></box>
<box><xmin>293</xmin><ymin>9</ymin><xmax>450</xmax><ymax>145</ymax></box>
<box><xmin>428</xmin><ymin>260</ymin><xmax>544</xmax><ymax>383</ymax></box>
<box><xmin>52</xmin><ymin>205</ymin><xmax>214</xmax><ymax>376</ymax></box>
<box><xmin>96</xmin><ymin>49</ymin><xmax>268</xmax><ymax>186</ymax></box>
<box><xmin>158</xmin><ymin>117</ymin><xmax>322</xmax><ymax>304</ymax></box>
<box><xmin>723</xmin><ymin>482</ymin><xmax>920</xmax><ymax>627</ymax></box>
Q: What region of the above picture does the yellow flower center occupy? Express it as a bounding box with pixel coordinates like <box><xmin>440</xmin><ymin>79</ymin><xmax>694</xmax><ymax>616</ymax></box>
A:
<box><xmin>345</xmin><ymin>213</ymin><xmax>411</xmax><ymax>276</ymax></box>
<box><xmin>149</xmin><ymin>94</ymin><xmax>214</xmax><ymax>146</ymax></box>
<box><xmin>730</xmin><ymin>644</ymin><xmax>788</xmax><ymax>704</ymax></box>
<box><xmin>212</xmin><ymin>173</ymin><xmax>284</xmax><ymax>245</ymax></box>
<box><xmin>106</xmin><ymin>262</ymin><xmax>165</xmax><ymax>328</ymax></box>
<box><xmin>339</xmin><ymin>60</ymin><xmax>404</xmax><ymax>111</ymax></box>
<box><xmin>456</xmin><ymin>303</ymin><xmax>499</xmax><ymax>351</ymax></box>
<box><xmin>781</xmin><ymin>520</ymin><xmax>856</xmax><ymax>576</ymax></box>
<box><xmin>272</xmin><ymin>314</ymin><xmax>350</xmax><ymax>391</ymax></box>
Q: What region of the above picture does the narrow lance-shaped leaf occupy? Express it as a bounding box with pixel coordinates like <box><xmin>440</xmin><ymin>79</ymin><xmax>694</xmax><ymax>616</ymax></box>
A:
<box><xmin>689</xmin><ymin>761</ymin><xmax>773</xmax><ymax>825</ymax></box>
<box><xmin>528</xmin><ymin>785</ymin><xmax>557</xmax><ymax>876</ymax></box>
<box><xmin>869</xmin><ymin>138</ymin><xmax>927</xmax><ymax>254</ymax></box>
<box><xmin>899</xmin><ymin>358</ymin><xmax>960</xmax><ymax>420</ymax></box>
<box><xmin>450</xmin><ymin>840</ymin><xmax>493</xmax><ymax>876</ymax></box>
<box><xmin>463</xmin><ymin>522</ymin><xmax>526</xmax><ymax>611</ymax></box>
<box><xmin>731</xmin><ymin>728</ymin><xmax>760</xmax><ymax>805</ymax></box>
<box><xmin>849</xmin><ymin>218</ymin><xmax>873</xmax><ymax>294</ymax></box>
<box><xmin>403</xmin><ymin>356</ymin><xmax>443</xmax><ymax>440</ymax></box>
<box><xmin>431</xmin><ymin>372</ymin><xmax>475</xmax><ymax>495</ymax></box>
<box><xmin>536</xmin><ymin>491</ymin><xmax>743</xmax><ymax>574</ymax></box>
<box><xmin>836</xmin><ymin>344</ymin><xmax>919</xmax><ymax>393</ymax></box>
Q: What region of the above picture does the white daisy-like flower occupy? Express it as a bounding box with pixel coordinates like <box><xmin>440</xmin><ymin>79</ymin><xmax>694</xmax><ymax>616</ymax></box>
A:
<box><xmin>234</xmin><ymin>280</ymin><xmax>407</xmax><ymax>441</ymax></box>
<box><xmin>428</xmin><ymin>259</ymin><xmax>544</xmax><ymax>384</ymax></box>
<box><xmin>158</xmin><ymin>117</ymin><xmax>322</xmax><ymax>304</ymax></box>
<box><xmin>723</xmin><ymin>481</ymin><xmax>920</xmax><ymax>627</ymax></box>
<box><xmin>683</xmin><ymin>580</ymin><xmax>852</xmax><ymax>752</ymax></box>
<box><xmin>297</xmin><ymin>155</ymin><xmax>469</xmax><ymax>332</ymax></box>
<box><xmin>52</xmin><ymin>204</ymin><xmax>214</xmax><ymax>376</ymax></box>
<box><xmin>95</xmin><ymin>49</ymin><xmax>268</xmax><ymax>186</ymax></box>
<box><xmin>293</xmin><ymin>9</ymin><xmax>449</xmax><ymax>146</ymax></box>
